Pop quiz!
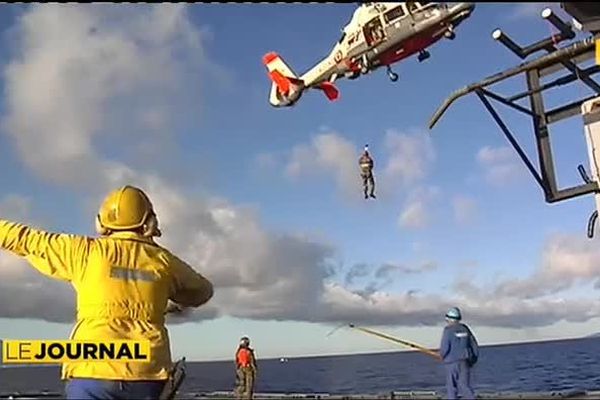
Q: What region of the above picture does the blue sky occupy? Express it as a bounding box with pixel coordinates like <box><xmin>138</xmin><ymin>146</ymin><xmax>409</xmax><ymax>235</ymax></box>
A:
<box><xmin>1</xmin><ymin>3</ymin><xmax>600</xmax><ymax>362</ymax></box>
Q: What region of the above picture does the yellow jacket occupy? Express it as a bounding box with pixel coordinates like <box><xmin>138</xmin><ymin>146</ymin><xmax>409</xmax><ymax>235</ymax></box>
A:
<box><xmin>0</xmin><ymin>220</ymin><xmax>213</xmax><ymax>381</ymax></box>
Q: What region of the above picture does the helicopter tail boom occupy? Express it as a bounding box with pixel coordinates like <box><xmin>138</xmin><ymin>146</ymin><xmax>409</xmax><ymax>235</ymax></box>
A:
<box><xmin>263</xmin><ymin>51</ymin><xmax>305</xmax><ymax>107</ymax></box>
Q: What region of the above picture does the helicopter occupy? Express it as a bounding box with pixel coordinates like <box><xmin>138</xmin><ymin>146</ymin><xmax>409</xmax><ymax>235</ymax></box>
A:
<box><xmin>263</xmin><ymin>2</ymin><xmax>476</xmax><ymax>107</ymax></box>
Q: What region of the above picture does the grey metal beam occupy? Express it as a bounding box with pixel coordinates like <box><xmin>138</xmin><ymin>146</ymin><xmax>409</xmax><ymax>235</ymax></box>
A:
<box><xmin>551</xmin><ymin>182</ymin><xmax>600</xmax><ymax>203</ymax></box>
<box><xmin>480</xmin><ymin>89</ymin><xmax>535</xmax><ymax>116</ymax></box>
<box><xmin>546</xmin><ymin>95</ymin><xmax>600</xmax><ymax>124</ymax></box>
<box><xmin>554</xmin><ymin>55</ymin><xmax>600</xmax><ymax>93</ymax></box>
<box><xmin>526</xmin><ymin>69</ymin><xmax>558</xmax><ymax>200</ymax></box>
<box><xmin>428</xmin><ymin>37</ymin><xmax>596</xmax><ymax>129</ymax></box>
<box><xmin>539</xmin><ymin>48</ymin><xmax>594</xmax><ymax>77</ymax></box>
<box><xmin>509</xmin><ymin>65</ymin><xmax>600</xmax><ymax>102</ymax></box>
<box><xmin>475</xmin><ymin>90</ymin><xmax>545</xmax><ymax>189</ymax></box>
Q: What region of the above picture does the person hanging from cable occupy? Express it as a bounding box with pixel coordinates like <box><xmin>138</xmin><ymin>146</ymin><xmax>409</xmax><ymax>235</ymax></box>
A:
<box><xmin>234</xmin><ymin>336</ymin><xmax>258</xmax><ymax>400</ymax></box>
<box><xmin>0</xmin><ymin>185</ymin><xmax>214</xmax><ymax>400</ymax></box>
<box><xmin>359</xmin><ymin>144</ymin><xmax>376</xmax><ymax>199</ymax></box>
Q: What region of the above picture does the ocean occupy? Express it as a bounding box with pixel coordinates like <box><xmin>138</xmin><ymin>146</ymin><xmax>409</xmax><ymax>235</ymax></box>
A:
<box><xmin>1</xmin><ymin>337</ymin><xmax>600</xmax><ymax>395</ymax></box>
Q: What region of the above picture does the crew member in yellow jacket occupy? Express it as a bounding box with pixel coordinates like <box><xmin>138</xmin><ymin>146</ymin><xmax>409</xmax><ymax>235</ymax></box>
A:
<box><xmin>0</xmin><ymin>185</ymin><xmax>214</xmax><ymax>399</ymax></box>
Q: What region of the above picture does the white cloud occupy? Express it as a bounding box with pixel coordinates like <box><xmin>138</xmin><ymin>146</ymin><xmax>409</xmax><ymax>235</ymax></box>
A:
<box><xmin>477</xmin><ymin>145</ymin><xmax>525</xmax><ymax>186</ymax></box>
<box><xmin>0</xmin><ymin>195</ymin><xmax>34</xmax><ymax>281</ymax></box>
<box><xmin>493</xmin><ymin>234</ymin><xmax>600</xmax><ymax>299</ymax></box>
<box><xmin>399</xmin><ymin>202</ymin><xmax>428</xmax><ymax>229</ymax></box>
<box><xmin>136</xmin><ymin>177</ymin><xmax>336</xmax><ymax>322</ymax></box>
<box><xmin>398</xmin><ymin>186</ymin><xmax>440</xmax><ymax>230</ymax></box>
<box><xmin>453</xmin><ymin>195</ymin><xmax>478</xmax><ymax>226</ymax></box>
<box><xmin>0</xmin><ymin>249</ymin><xmax>30</xmax><ymax>281</ymax></box>
<box><xmin>285</xmin><ymin>131</ymin><xmax>359</xmax><ymax>198</ymax></box>
<box><xmin>281</xmin><ymin>129</ymin><xmax>435</xmax><ymax>200</ymax></box>
<box><xmin>344</xmin><ymin>263</ymin><xmax>371</xmax><ymax>286</ymax></box>
<box><xmin>3</xmin><ymin>182</ymin><xmax>600</xmax><ymax>328</ymax></box>
<box><xmin>319</xmin><ymin>232</ymin><xmax>600</xmax><ymax>328</ymax></box>
<box><xmin>320</xmin><ymin>279</ymin><xmax>600</xmax><ymax>328</ymax></box>
<box><xmin>382</xmin><ymin>129</ymin><xmax>435</xmax><ymax>188</ymax></box>
<box><xmin>0</xmin><ymin>194</ymin><xmax>31</xmax><ymax>221</ymax></box>
<box><xmin>343</xmin><ymin>260</ymin><xmax>437</xmax><ymax>294</ymax></box>
<box><xmin>0</xmin><ymin>4</ymin><xmax>335</xmax><ymax>324</ymax></box>
<box><xmin>0</xmin><ymin>194</ymin><xmax>76</xmax><ymax>319</ymax></box>
<box><xmin>375</xmin><ymin>261</ymin><xmax>437</xmax><ymax>278</ymax></box>
<box><xmin>2</xmin><ymin>4</ymin><xmax>209</xmax><ymax>191</ymax></box>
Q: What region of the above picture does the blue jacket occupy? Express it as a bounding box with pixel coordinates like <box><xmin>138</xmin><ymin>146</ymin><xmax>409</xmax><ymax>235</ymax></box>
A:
<box><xmin>439</xmin><ymin>322</ymin><xmax>479</xmax><ymax>364</ymax></box>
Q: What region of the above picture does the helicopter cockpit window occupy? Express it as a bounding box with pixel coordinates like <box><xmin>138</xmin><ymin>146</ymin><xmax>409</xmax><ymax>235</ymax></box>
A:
<box><xmin>418</xmin><ymin>2</ymin><xmax>434</xmax><ymax>9</ymax></box>
<box><xmin>364</xmin><ymin>16</ymin><xmax>384</xmax><ymax>46</ymax></box>
<box><xmin>384</xmin><ymin>5</ymin><xmax>406</xmax><ymax>23</ymax></box>
<box><xmin>408</xmin><ymin>2</ymin><xmax>419</xmax><ymax>13</ymax></box>
<box><xmin>348</xmin><ymin>32</ymin><xmax>358</xmax><ymax>45</ymax></box>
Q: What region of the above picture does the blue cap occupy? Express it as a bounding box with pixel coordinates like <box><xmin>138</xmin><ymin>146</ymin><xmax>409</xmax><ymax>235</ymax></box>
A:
<box><xmin>445</xmin><ymin>307</ymin><xmax>462</xmax><ymax>320</ymax></box>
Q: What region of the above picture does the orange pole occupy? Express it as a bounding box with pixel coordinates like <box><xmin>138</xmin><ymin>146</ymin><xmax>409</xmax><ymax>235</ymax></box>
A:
<box><xmin>349</xmin><ymin>324</ymin><xmax>442</xmax><ymax>361</ymax></box>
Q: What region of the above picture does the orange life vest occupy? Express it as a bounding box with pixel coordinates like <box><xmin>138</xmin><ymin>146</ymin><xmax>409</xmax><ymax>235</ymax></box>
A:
<box><xmin>236</xmin><ymin>348</ymin><xmax>253</xmax><ymax>368</ymax></box>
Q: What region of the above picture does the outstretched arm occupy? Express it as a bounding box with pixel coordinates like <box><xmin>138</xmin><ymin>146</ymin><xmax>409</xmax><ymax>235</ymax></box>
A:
<box><xmin>439</xmin><ymin>328</ymin><xmax>450</xmax><ymax>360</ymax></box>
<box><xmin>0</xmin><ymin>220</ymin><xmax>90</xmax><ymax>282</ymax></box>
<box><xmin>169</xmin><ymin>255</ymin><xmax>214</xmax><ymax>308</ymax></box>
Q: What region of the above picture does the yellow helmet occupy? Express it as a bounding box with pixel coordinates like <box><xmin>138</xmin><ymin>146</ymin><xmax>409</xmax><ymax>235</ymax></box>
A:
<box><xmin>95</xmin><ymin>185</ymin><xmax>161</xmax><ymax>237</ymax></box>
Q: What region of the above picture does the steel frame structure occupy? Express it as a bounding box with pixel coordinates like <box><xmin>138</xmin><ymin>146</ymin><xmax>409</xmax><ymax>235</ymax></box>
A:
<box><xmin>429</xmin><ymin>7</ymin><xmax>600</xmax><ymax>206</ymax></box>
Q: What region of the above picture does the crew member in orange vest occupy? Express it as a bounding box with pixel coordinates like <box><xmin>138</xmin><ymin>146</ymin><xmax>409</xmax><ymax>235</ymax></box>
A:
<box><xmin>234</xmin><ymin>336</ymin><xmax>257</xmax><ymax>399</ymax></box>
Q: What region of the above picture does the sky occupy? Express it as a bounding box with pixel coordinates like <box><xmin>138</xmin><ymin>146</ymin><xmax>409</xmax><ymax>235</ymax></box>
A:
<box><xmin>1</xmin><ymin>2</ymin><xmax>600</xmax><ymax>362</ymax></box>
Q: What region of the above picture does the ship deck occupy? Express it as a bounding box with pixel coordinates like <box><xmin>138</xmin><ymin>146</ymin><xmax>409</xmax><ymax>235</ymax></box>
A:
<box><xmin>2</xmin><ymin>390</ymin><xmax>600</xmax><ymax>399</ymax></box>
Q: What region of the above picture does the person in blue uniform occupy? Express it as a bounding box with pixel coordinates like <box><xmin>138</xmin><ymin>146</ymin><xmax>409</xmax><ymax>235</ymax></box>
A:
<box><xmin>439</xmin><ymin>307</ymin><xmax>479</xmax><ymax>400</ymax></box>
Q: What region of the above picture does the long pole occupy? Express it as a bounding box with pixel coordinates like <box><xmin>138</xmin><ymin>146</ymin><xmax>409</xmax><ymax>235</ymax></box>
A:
<box><xmin>348</xmin><ymin>324</ymin><xmax>442</xmax><ymax>361</ymax></box>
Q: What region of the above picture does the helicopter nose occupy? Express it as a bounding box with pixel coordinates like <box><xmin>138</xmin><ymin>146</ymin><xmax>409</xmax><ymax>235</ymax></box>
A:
<box><xmin>461</xmin><ymin>3</ymin><xmax>476</xmax><ymax>14</ymax></box>
<box><xmin>454</xmin><ymin>2</ymin><xmax>475</xmax><ymax>14</ymax></box>
<box><xmin>448</xmin><ymin>2</ymin><xmax>475</xmax><ymax>20</ymax></box>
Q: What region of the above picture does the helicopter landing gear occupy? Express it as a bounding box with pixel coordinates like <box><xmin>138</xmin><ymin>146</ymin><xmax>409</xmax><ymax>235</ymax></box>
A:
<box><xmin>444</xmin><ymin>27</ymin><xmax>456</xmax><ymax>40</ymax></box>
<box><xmin>386</xmin><ymin>65</ymin><xmax>398</xmax><ymax>82</ymax></box>
<box><xmin>360</xmin><ymin>54</ymin><xmax>370</xmax><ymax>75</ymax></box>
<box><xmin>418</xmin><ymin>50</ymin><xmax>430</xmax><ymax>62</ymax></box>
